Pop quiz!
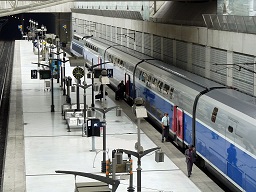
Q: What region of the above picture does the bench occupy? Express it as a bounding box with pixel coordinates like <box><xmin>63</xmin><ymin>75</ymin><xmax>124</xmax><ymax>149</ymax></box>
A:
<box><xmin>66</xmin><ymin>111</ymin><xmax>84</xmax><ymax>132</ymax></box>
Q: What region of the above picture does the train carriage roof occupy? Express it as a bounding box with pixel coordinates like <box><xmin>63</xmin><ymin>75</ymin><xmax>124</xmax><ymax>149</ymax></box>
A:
<box><xmin>86</xmin><ymin>37</ymin><xmax>256</xmax><ymax>119</ymax></box>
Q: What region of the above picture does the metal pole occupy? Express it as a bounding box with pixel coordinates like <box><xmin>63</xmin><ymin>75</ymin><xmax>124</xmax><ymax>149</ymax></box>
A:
<box><xmin>127</xmin><ymin>157</ymin><xmax>134</xmax><ymax>192</ymax></box>
<box><xmin>91</xmin><ymin>136</ymin><xmax>96</xmax><ymax>151</ymax></box>
<box><xmin>83</xmin><ymin>62</ymin><xmax>87</xmax><ymax>123</ymax></box>
<box><xmin>76</xmin><ymin>79</ymin><xmax>80</xmax><ymax>111</ymax></box>
<box><xmin>66</xmin><ymin>77</ymin><xmax>71</xmax><ymax>104</ymax></box>
<box><xmin>102</xmin><ymin>111</ymin><xmax>106</xmax><ymax>172</ymax></box>
<box><xmin>137</xmin><ymin>118</ymin><xmax>141</xmax><ymax>153</ymax></box>
<box><xmin>137</xmin><ymin>156</ymin><xmax>142</xmax><ymax>192</ymax></box>
<box><xmin>91</xmin><ymin>58</ymin><xmax>95</xmax><ymax>110</ymax></box>
<box><xmin>103</xmin><ymin>84</ymin><xmax>106</xmax><ymax>106</ymax></box>
<box><xmin>37</xmin><ymin>35</ymin><xmax>40</xmax><ymax>67</ymax></box>
<box><xmin>83</xmin><ymin>62</ymin><xmax>87</xmax><ymax>139</ymax></box>
<box><xmin>56</xmin><ymin>39</ymin><xmax>60</xmax><ymax>83</ymax></box>
<box><xmin>112</xmin><ymin>155</ymin><xmax>117</xmax><ymax>181</ymax></box>
<box><xmin>137</xmin><ymin>118</ymin><xmax>141</xmax><ymax>192</ymax></box>
<box><xmin>63</xmin><ymin>61</ymin><xmax>66</xmax><ymax>95</ymax></box>
<box><xmin>60</xmin><ymin>59</ymin><xmax>63</xmax><ymax>89</ymax></box>
<box><xmin>51</xmin><ymin>69</ymin><xmax>55</xmax><ymax>112</ymax></box>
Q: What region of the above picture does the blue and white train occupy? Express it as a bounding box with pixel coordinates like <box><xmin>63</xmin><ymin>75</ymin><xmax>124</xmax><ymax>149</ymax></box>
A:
<box><xmin>71</xmin><ymin>34</ymin><xmax>256</xmax><ymax>192</ymax></box>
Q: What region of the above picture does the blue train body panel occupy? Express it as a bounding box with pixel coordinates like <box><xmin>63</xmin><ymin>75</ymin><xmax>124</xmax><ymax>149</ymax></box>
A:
<box><xmin>137</xmin><ymin>82</ymin><xmax>256</xmax><ymax>191</ymax></box>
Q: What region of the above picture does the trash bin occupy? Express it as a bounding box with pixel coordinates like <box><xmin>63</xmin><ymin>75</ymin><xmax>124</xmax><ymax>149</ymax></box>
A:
<box><xmin>87</xmin><ymin>108</ymin><xmax>93</xmax><ymax>117</ymax></box>
<box><xmin>44</xmin><ymin>80</ymin><xmax>51</xmax><ymax>91</ymax></box>
<box><xmin>116</xmin><ymin>107</ymin><xmax>122</xmax><ymax>116</ymax></box>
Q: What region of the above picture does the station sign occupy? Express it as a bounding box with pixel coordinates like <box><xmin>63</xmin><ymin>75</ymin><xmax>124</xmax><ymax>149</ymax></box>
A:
<box><xmin>107</xmin><ymin>69</ymin><xmax>113</xmax><ymax>78</ymax></box>
<box><xmin>31</xmin><ymin>70</ymin><xmax>38</xmax><ymax>79</ymax></box>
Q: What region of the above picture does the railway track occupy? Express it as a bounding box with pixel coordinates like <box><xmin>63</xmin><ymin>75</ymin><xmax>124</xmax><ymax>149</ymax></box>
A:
<box><xmin>0</xmin><ymin>41</ymin><xmax>14</xmax><ymax>189</ymax></box>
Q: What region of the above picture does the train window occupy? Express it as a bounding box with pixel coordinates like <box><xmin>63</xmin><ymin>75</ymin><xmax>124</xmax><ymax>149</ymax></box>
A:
<box><xmin>170</xmin><ymin>87</ymin><xmax>174</xmax><ymax>99</ymax></box>
<box><xmin>146</xmin><ymin>81</ymin><xmax>151</xmax><ymax>88</ymax></box>
<box><xmin>163</xmin><ymin>84</ymin><xmax>170</xmax><ymax>94</ymax></box>
<box><xmin>153</xmin><ymin>78</ymin><xmax>158</xmax><ymax>85</ymax></box>
<box><xmin>120</xmin><ymin>60</ymin><xmax>124</xmax><ymax>67</ymax></box>
<box><xmin>141</xmin><ymin>72</ymin><xmax>146</xmax><ymax>82</ymax></box>
<box><xmin>143</xmin><ymin>72</ymin><xmax>148</xmax><ymax>82</ymax></box>
<box><xmin>148</xmin><ymin>75</ymin><xmax>152</xmax><ymax>82</ymax></box>
<box><xmin>211</xmin><ymin>107</ymin><xmax>218</xmax><ymax>123</ymax></box>
<box><xmin>228</xmin><ymin>126</ymin><xmax>233</xmax><ymax>133</ymax></box>
<box><xmin>158</xmin><ymin>81</ymin><xmax>163</xmax><ymax>91</ymax></box>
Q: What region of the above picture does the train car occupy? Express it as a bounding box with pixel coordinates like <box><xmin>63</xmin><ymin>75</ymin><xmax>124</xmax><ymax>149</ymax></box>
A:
<box><xmin>71</xmin><ymin>34</ymin><xmax>256</xmax><ymax>192</ymax></box>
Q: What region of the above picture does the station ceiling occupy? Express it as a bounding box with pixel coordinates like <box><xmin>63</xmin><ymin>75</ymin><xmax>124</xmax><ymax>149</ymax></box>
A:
<box><xmin>0</xmin><ymin>0</ymin><xmax>211</xmax><ymax>17</ymax></box>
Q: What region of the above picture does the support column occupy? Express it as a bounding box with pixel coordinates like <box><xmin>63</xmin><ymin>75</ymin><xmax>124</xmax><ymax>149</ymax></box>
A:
<box><xmin>205</xmin><ymin>46</ymin><xmax>211</xmax><ymax>79</ymax></box>
<box><xmin>142</xmin><ymin>32</ymin><xmax>144</xmax><ymax>54</ymax></box>
<box><xmin>161</xmin><ymin>37</ymin><xmax>163</xmax><ymax>61</ymax></box>
<box><xmin>227</xmin><ymin>51</ymin><xmax>233</xmax><ymax>86</ymax></box>
<box><xmin>151</xmin><ymin>34</ymin><xmax>153</xmax><ymax>57</ymax></box>
<box><xmin>173</xmin><ymin>40</ymin><xmax>176</xmax><ymax>66</ymax></box>
<box><xmin>187</xmin><ymin>43</ymin><xmax>192</xmax><ymax>72</ymax></box>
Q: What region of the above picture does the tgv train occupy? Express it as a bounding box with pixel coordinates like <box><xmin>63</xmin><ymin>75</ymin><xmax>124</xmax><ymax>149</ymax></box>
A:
<box><xmin>71</xmin><ymin>34</ymin><xmax>256</xmax><ymax>192</ymax></box>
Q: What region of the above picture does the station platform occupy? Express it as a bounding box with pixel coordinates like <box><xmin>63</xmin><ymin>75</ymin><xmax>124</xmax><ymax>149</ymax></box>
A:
<box><xmin>3</xmin><ymin>40</ymin><xmax>224</xmax><ymax>192</ymax></box>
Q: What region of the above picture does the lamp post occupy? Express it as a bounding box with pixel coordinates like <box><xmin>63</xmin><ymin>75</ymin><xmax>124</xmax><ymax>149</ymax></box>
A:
<box><xmin>77</xmin><ymin>83</ymin><xmax>92</xmax><ymax>122</ymax></box>
<box><xmin>85</xmin><ymin>61</ymin><xmax>110</xmax><ymax>110</ymax></box>
<box><xmin>51</xmin><ymin>50</ymin><xmax>66</xmax><ymax>92</ymax></box>
<box><xmin>40</xmin><ymin>25</ymin><xmax>47</xmax><ymax>61</ymax></box>
<box><xmin>62</xmin><ymin>56</ymin><xmax>68</xmax><ymax>95</ymax></box>
<box><xmin>118</xmin><ymin>147</ymin><xmax>160</xmax><ymax>192</ymax></box>
<box><xmin>50</xmin><ymin>61</ymin><xmax>55</xmax><ymax>112</ymax></box>
<box><xmin>31</xmin><ymin>62</ymin><xmax>55</xmax><ymax>112</ymax></box>
<box><xmin>81</xmin><ymin>35</ymin><xmax>94</xmax><ymax>109</ymax></box>
<box><xmin>55</xmin><ymin>170</ymin><xmax>120</xmax><ymax>192</ymax></box>
<box><xmin>55</xmin><ymin>36</ymin><xmax>60</xmax><ymax>84</ymax></box>
<box><xmin>91</xmin><ymin>59</ymin><xmax>95</xmax><ymax>110</ymax></box>
<box><xmin>93</xmin><ymin>106</ymin><xmax>118</xmax><ymax>173</ymax></box>
<box><xmin>40</xmin><ymin>25</ymin><xmax>47</xmax><ymax>40</ymax></box>
<box><xmin>133</xmin><ymin>97</ymin><xmax>148</xmax><ymax>192</ymax></box>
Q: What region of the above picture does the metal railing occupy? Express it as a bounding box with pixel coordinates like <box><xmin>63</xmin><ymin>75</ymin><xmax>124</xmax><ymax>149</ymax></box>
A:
<box><xmin>203</xmin><ymin>14</ymin><xmax>256</xmax><ymax>34</ymax></box>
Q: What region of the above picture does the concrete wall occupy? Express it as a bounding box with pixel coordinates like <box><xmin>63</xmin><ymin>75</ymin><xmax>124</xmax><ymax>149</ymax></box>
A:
<box><xmin>73</xmin><ymin>12</ymin><xmax>256</xmax><ymax>57</ymax></box>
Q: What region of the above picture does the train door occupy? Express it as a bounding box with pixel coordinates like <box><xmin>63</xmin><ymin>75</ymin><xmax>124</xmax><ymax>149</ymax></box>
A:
<box><xmin>125</xmin><ymin>73</ymin><xmax>131</xmax><ymax>99</ymax></box>
<box><xmin>171</xmin><ymin>106</ymin><xmax>177</xmax><ymax>140</ymax></box>
<box><xmin>171</xmin><ymin>106</ymin><xmax>184</xmax><ymax>147</ymax></box>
